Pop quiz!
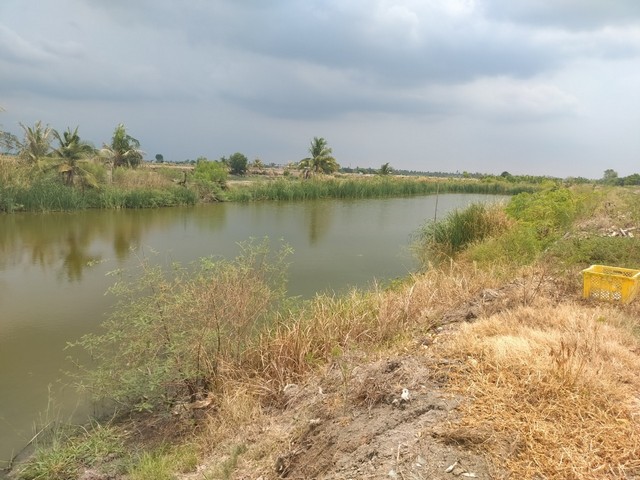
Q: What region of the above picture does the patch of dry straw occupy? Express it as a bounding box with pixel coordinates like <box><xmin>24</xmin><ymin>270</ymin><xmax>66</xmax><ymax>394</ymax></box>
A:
<box><xmin>437</xmin><ymin>303</ymin><xmax>640</xmax><ymax>479</ymax></box>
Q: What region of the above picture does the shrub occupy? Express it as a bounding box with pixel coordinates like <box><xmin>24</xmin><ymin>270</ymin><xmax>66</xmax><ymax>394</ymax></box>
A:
<box><xmin>413</xmin><ymin>203</ymin><xmax>510</xmax><ymax>265</ymax></box>
<box><xmin>506</xmin><ymin>187</ymin><xmax>577</xmax><ymax>236</ymax></box>
<box><xmin>70</xmin><ymin>239</ymin><xmax>291</xmax><ymax>413</ymax></box>
<box><xmin>193</xmin><ymin>159</ymin><xmax>227</xmax><ymax>187</ymax></box>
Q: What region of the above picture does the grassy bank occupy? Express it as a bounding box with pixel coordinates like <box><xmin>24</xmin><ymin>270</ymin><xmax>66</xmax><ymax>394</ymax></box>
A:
<box><xmin>0</xmin><ymin>157</ymin><xmax>197</xmax><ymax>212</ymax></box>
<box><xmin>9</xmin><ymin>185</ymin><xmax>640</xmax><ymax>479</ymax></box>
<box><xmin>225</xmin><ymin>175</ymin><xmax>536</xmax><ymax>202</ymax></box>
<box><xmin>1</xmin><ymin>154</ymin><xmax>541</xmax><ymax>213</ymax></box>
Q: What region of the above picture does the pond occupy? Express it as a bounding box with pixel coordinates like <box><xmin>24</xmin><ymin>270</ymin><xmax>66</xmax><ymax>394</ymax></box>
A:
<box><xmin>0</xmin><ymin>194</ymin><xmax>506</xmax><ymax>465</ymax></box>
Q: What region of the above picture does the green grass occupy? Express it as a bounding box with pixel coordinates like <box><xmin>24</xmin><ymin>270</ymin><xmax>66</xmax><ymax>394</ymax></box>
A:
<box><xmin>413</xmin><ymin>202</ymin><xmax>510</xmax><ymax>264</ymax></box>
<box><xmin>15</xmin><ymin>423</ymin><xmax>125</xmax><ymax>480</ymax></box>
<box><xmin>226</xmin><ymin>177</ymin><xmax>536</xmax><ymax>202</ymax></box>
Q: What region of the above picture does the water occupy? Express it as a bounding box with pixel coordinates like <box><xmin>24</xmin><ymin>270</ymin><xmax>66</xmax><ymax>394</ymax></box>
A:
<box><xmin>0</xmin><ymin>194</ymin><xmax>504</xmax><ymax>464</ymax></box>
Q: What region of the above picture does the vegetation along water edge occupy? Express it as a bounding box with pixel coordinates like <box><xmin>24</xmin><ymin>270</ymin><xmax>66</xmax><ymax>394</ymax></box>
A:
<box><xmin>6</xmin><ymin>183</ymin><xmax>640</xmax><ymax>479</ymax></box>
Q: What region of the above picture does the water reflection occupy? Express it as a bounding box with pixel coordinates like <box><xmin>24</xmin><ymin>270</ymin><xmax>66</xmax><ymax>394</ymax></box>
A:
<box><xmin>0</xmin><ymin>206</ymin><xmax>228</xmax><ymax>281</ymax></box>
<box><xmin>304</xmin><ymin>201</ymin><xmax>333</xmax><ymax>245</ymax></box>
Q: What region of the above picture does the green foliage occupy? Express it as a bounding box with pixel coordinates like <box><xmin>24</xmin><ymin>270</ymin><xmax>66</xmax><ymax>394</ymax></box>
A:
<box><xmin>299</xmin><ymin>137</ymin><xmax>339</xmax><ymax>174</ymax></box>
<box><xmin>467</xmin><ymin>224</ymin><xmax>542</xmax><ymax>266</ymax></box>
<box><xmin>228</xmin><ymin>152</ymin><xmax>248</xmax><ymax>175</ymax></box>
<box><xmin>0</xmin><ymin>130</ymin><xmax>19</xmax><ymax>154</ymax></box>
<box><xmin>70</xmin><ymin>239</ymin><xmax>291</xmax><ymax>413</ymax></box>
<box><xmin>506</xmin><ymin>187</ymin><xmax>577</xmax><ymax>237</ymax></box>
<box><xmin>602</xmin><ymin>169</ymin><xmax>619</xmax><ymax>185</ymax></box>
<box><xmin>193</xmin><ymin>158</ymin><xmax>228</xmax><ymax>202</ymax></box>
<box><xmin>413</xmin><ymin>203</ymin><xmax>509</xmax><ymax>264</ymax></box>
<box><xmin>100</xmin><ymin>124</ymin><xmax>143</xmax><ymax>168</ymax></box>
<box><xmin>194</xmin><ymin>158</ymin><xmax>227</xmax><ymax>185</ymax></box>
<box><xmin>155</xmin><ymin>153</ymin><xmax>164</xmax><ymax>163</ymax></box>
<box><xmin>16</xmin><ymin>424</ymin><xmax>124</xmax><ymax>480</ymax></box>
<box><xmin>227</xmin><ymin>176</ymin><xmax>535</xmax><ymax>202</ymax></box>
<box><xmin>52</xmin><ymin>127</ymin><xmax>97</xmax><ymax>187</ymax></box>
<box><xmin>18</xmin><ymin>121</ymin><xmax>53</xmax><ymax>164</ymax></box>
<box><xmin>378</xmin><ymin>162</ymin><xmax>393</xmax><ymax>176</ymax></box>
<box><xmin>547</xmin><ymin>237</ymin><xmax>640</xmax><ymax>269</ymax></box>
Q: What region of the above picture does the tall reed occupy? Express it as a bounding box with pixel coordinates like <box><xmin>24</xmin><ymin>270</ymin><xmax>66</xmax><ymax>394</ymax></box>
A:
<box><xmin>226</xmin><ymin>177</ymin><xmax>536</xmax><ymax>202</ymax></box>
<box><xmin>413</xmin><ymin>202</ymin><xmax>511</xmax><ymax>265</ymax></box>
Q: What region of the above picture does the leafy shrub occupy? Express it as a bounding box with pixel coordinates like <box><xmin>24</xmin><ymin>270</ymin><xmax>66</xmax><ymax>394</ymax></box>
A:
<box><xmin>193</xmin><ymin>159</ymin><xmax>227</xmax><ymax>186</ymax></box>
<box><xmin>228</xmin><ymin>152</ymin><xmax>248</xmax><ymax>176</ymax></box>
<box><xmin>506</xmin><ymin>187</ymin><xmax>577</xmax><ymax>236</ymax></box>
<box><xmin>71</xmin><ymin>239</ymin><xmax>291</xmax><ymax>413</ymax></box>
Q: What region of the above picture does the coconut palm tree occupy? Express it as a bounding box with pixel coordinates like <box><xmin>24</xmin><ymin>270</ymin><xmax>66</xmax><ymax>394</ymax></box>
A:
<box><xmin>52</xmin><ymin>127</ymin><xmax>98</xmax><ymax>188</ymax></box>
<box><xmin>99</xmin><ymin>124</ymin><xmax>144</xmax><ymax>169</ymax></box>
<box><xmin>299</xmin><ymin>137</ymin><xmax>339</xmax><ymax>175</ymax></box>
<box><xmin>379</xmin><ymin>162</ymin><xmax>393</xmax><ymax>176</ymax></box>
<box><xmin>18</xmin><ymin>121</ymin><xmax>53</xmax><ymax>164</ymax></box>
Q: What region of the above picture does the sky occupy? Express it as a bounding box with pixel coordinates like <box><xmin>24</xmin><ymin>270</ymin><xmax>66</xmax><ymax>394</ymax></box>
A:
<box><xmin>1</xmin><ymin>1</ymin><xmax>639</xmax><ymax>178</ymax></box>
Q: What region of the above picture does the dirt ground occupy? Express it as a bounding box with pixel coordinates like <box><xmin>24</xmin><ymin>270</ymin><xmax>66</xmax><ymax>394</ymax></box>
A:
<box><xmin>266</xmin><ymin>356</ymin><xmax>492</xmax><ymax>480</ymax></box>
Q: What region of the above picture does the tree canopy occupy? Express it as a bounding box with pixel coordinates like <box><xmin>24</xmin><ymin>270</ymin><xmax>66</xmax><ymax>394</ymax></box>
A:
<box><xmin>100</xmin><ymin>124</ymin><xmax>144</xmax><ymax>168</ymax></box>
<box><xmin>299</xmin><ymin>137</ymin><xmax>339</xmax><ymax>174</ymax></box>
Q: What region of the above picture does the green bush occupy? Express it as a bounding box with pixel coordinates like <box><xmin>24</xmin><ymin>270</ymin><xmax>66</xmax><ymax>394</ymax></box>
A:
<box><xmin>413</xmin><ymin>203</ymin><xmax>509</xmax><ymax>265</ymax></box>
<box><xmin>547</xmin><ymin>237</ymin><xmax>640</xmax><ymax>269</ymax></box>
<box><xmin>193</xmin><ymin>159</ymin><xmax>227</xmax><ymax>187</ymax></box>
<box><xmin>468</xmin><ymin>224</ymin><xmax>542</xmax><ymax>266</ymax></box>
<box><xmin>70</xmin><ymin>239</ymin><xmax>291</xmax><ymax>413</ymax></box>
<box><xmin>506</xmin><ymin>187</ymin><xmax>577</xmax><ymax>236</ymax></box>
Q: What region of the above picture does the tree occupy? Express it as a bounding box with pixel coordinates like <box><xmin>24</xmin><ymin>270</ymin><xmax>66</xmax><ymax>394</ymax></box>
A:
<box><xmin>251</xmin><ymin>158</ymin><xmax>265</xmax><ymax>174</ymax></box>
<box><xmin>299</xmin><ymin>137</ymin><xmax>339</xmax><ymax>174</ymax></box>
<box><xmin>18</xmin><ymin>121</ymin><xmax>53</xmax><ymax>164</ymax></box>
<box><xmin>52</xmin><ymin>127</ymin><xmax>97</xmax><ymax>187</ymax></box>
<box><xmin>155</xmin><ymin>153</ymin><xmax>164</xmax><ymax>163</ymax></box>
<box><xmin>0</xmin><ymin>106</ymin><xmax>19</xmax><ymax>154</ymax></box>
<box><xmin>0</xmin><ymin>130</ymin><xmax>19</xmax><ymax>154</ymax></box>
<box><xmin>379</xmin><ymin>162</ymin><xmax>393</xmax><ymax>176</ymax></box>
<box><xmin>193</xmin><ymin>158</ymin><xmax>227</xmax><ymax>186</ymax></box>
<box><xmin>99</xmin><ymin>124</ymin><xmax>144</xmax><ymax>169</ymax></box>
<box><xmin>228</xmin><ymin>152</ymin><xmax>248</xmax><ymax>175</ymax></box>
<box><xmin>603</xmin><ymin>169</ymin><xmax>619</xmax><ymax>185</ymax></box>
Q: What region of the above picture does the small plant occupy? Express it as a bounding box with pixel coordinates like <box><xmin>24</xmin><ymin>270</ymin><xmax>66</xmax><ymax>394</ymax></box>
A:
<box><xmin>16</xmin><ymin>423</ymin><xmax>124</xmax><ymax>480</ymax></box>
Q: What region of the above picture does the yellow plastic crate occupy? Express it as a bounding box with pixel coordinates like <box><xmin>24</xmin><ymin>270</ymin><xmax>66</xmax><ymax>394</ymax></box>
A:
<box><xmin>582</xmin><ymin>265</ymin><xmax>640</xmax><ymax>304</ymax></box>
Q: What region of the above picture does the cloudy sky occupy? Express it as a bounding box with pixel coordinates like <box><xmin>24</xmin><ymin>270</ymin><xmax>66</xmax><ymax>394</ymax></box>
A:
<box><xmin>1</xmin><ymin>1</ymin><xmax>639</xmax><ymax>178</ymax></box>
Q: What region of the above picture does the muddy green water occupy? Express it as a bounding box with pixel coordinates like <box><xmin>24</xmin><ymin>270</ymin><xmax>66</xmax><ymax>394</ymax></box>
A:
<box><xmin>0</xmin><ymin>194</ymin><xmax>505</xmax><ymax>465</ymax></box>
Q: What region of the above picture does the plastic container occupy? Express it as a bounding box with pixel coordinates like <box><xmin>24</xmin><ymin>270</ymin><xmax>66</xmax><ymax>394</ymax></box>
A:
<box><xmin>582</xmin><ymin>265</ymin><xmax>640</xmax><ymax>304</ymax></box>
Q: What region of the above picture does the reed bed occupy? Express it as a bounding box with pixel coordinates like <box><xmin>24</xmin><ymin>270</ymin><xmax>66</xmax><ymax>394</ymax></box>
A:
<box><xmin>226</xmin><ymin>176</ymin><xmax>535</xmax><ymax>202</ymax></box>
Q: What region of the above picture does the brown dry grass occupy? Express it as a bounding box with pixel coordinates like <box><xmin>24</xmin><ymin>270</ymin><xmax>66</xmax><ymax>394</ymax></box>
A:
<box><xmin>435</xmin><ymin>302</ymin><xmax>640</xmax><ymax>479</ymax></box>
<box><xmin>244</xmin><ymin>264</ymin><xmax>504</xmax><ymax>397</ymax></box>
<box><xmin>112</xmin><ymin>167</ymin><xmax>175</xmax><ymax>189</ymax></box>
<box><xmin>171</xmin><ymin>258</ymin><xmax>640</xmax><ymax>479</ymax></box>
<box><xmin>0</xmin><ymin>154</ymin><xmax>30</xmax><ymax>187</ymax></box>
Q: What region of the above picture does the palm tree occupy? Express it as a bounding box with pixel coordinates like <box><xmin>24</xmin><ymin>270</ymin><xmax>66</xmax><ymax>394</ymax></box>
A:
<box><xmin>99</xmin><ymin>124</ymin><xmax>144</xmax><ymax>169</ymax></box>
<box><xmin>18</xmin><ymin>121</ymin><xmax>53</xmax><ymax>164</ymax></box>
<box><xmin>299</xmin><ymin>137</ymin><xmax>339</xmax><ymax>175</ymax></box>
<box><xmin>379</xmin><ymin>162</ymin><xmax>393</xmax><ymax>176</ymax></box>
<box><xmin>52</xmin><ymin>127</ymin><xmax>98</xmax><ymax>188</ymax></box>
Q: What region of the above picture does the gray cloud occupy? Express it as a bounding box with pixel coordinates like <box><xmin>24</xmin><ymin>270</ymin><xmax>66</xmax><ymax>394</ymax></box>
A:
<box><xmin>1</xmin><ymin>0</ymin><xmax>639</xmax><ymax>178</ymax></box>
<box><xmin>482</xmin><ymin>0</ymin><xmax>640</xmax><ymax>29</ymax></box>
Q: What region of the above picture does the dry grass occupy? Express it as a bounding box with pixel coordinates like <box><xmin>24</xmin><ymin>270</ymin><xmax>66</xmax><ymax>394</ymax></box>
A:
<box><xmin>244</xmin><ymin>263</ymin><xmax>504</xmax><ymax>398</ymax></box>
<box><xmin>0</xmin><ymin>155</ymin><xmax>31</xmax><ymax>187</ymax></box>
<box><xmin>112</xmin><ymin>167</ymin><xmax>175</xmax><ymax>189</ymax></box>
<box><xmin>435</xmin><ymin>302</ymin><xmax>640</xmax><ymax>479</ymax></box>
